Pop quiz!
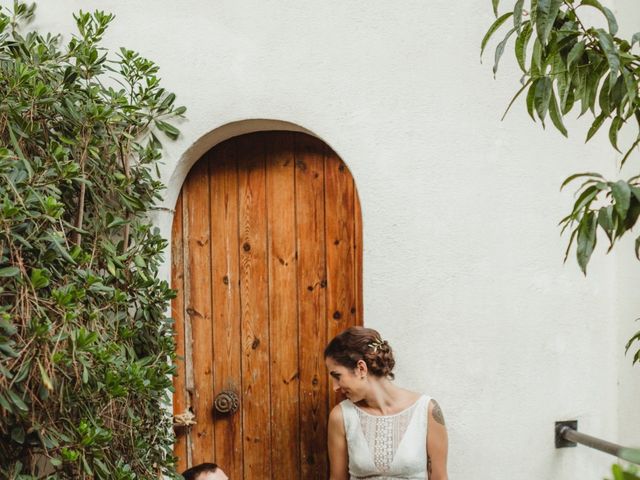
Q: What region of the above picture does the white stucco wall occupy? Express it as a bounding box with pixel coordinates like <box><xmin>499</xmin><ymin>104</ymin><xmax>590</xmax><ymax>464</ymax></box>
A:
<box><xmin>12</xmin><ymin>0</ymin><xmax>640</xmax><ymax>478</ymax></box>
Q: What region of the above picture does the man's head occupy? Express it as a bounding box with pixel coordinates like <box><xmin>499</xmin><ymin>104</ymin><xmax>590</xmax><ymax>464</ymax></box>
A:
<box><xmin>182</xmin><ymin>463</ymin><xmax>228</xmax><ymax>480</ymax></box>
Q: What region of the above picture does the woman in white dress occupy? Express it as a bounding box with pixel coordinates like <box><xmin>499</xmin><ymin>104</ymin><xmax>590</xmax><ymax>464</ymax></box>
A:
<box><xmin>325</xmin><ymin>327</ymin><xmax>448</xmax><ymax>480</ymax></box>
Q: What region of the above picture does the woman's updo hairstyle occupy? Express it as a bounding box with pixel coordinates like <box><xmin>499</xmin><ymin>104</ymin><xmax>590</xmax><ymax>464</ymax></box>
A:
<box><xmin>324</xmin><ymin>326</ymin><xmax>395</xmax><ymax>379</ymax></box>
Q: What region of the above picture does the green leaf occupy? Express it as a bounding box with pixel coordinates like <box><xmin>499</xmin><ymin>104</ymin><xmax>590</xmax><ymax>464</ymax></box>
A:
<box><xmin>134</xmin><ymin>255</ymin><xmax>146</xmax><ymax>268</ymax></box>
<box><xmin>38</xmin><ymin>360</ymin><xmax>54</xmax><ymax>391</ymax></box>
<box><xmin>501</xmin><ymin>80</ymin><xmax>532</xmax><ymax>120</ymax></box>
<box><xmin>576</xmin><ymin>211</ymin><xmax>597</xmax><ymax>274</ymax></box>
<box><xmin>0</xmin><ymin>343</ymin><xmax>19</xmax><ymax>357</ymax></box>
<box><xmin>155</xmin><ymin>120</ymin><xmax>180</xmax><ymax>140</ymax></box>
<box><xmin>30</xmin><ymin>268</ymin><xmax>50</xmax><ymax>289</ymax></box>
<box><xmin>536</xmin><ymin>0</ymin><xmax>563</xmax><ymax>46</ymax></box>
<box><xmin>563</xmin><ymin>227</ymin><xmax>578</xmax><ymax>263</ymax></box>
<box><xmin>597</xmin><ymin>206</ymin><xmax>615</xmax><ymax>244</ymax></box>
<box><xmin>531</xmin><ymin>38</ymin><xmax>543</xmax><ymax>76</ymax></box>
<box><xmin>598</xmin><ymin>76</ymin><xmax>611</xmax><ymax>115</ymax></box>
<box><xmin>561</xmin><ymin>89</ymin><xmax>575</xmax><ymax>115</ymax></box>
<box><xmin>621</xmin><ymin>137</ymin><xmax>640</xmax><ymax>168</ymax></box>
<box><xmin>0</xmin><ymin>393</ymin><xmax>13</xmax><ymax>413</ymax></box>
<box><xmin>582</xmin><ymin>59</ymin><xmax>608</xmax><ymax>115</ymax></box>
<box><xmin>585</xmin><ymin>113</ymin><xmax>607</xmax><ymax>142</ymax></box>
<box><xmin>548</xmin><ymin>89</ymin><xmax>568</xmax><ymax>137</ymax></box>
<box><xmin>610</xmin><ymin>74</ymin><xmax>625</xmax><ymax>111</ymax></box>
<box><xmin>632</xmin><ymin>32</ymin><xmax>640</xmax><ymax>47</ymax></box>
<box><xmin>47</xmin><ymin>235</ymin><xmax>76</xmax><ymax>264</ymax></box>
<box><xmin>481</xmin><ymin>12</ymin><xmax>514</xmax><ymax>59</ymax></box>
<box><xmin>515</xmin><ymin>22</ymin><xmax>533</xmax><ymax>72</ymax></box>
<box><xmin>608</xmin><ymin>115</ymin><xmax>624</xmax><ymax>152</ymax></box>
<box><xmin>8</xmin><ymin>127</ymin><xmax>32</xmax><ymax>180</ymax></box>
<box><xmin>596</xmin><ymin>29</ymin><xmax>620</xmax><ymax>86</ymax></box>
<box><xmin>492</xmin><ymin>0</ymin><xmax>500</xmax><ymax>17</ymax></box>
<box><xmin>611</xmin><ymin>180</ymin><xmax>631</xmax><ymax>218</ymax></box>
<box><xmin>534</xmin><ymin>76</ymin><xmax>552</xmax><ymax>123</ymax></box>
<box><xmin>107</xmin><ymin>259</ymin><xmax>117</xmax><ymax>277</ymax></box>
<box><xmin>526</xmin><ymin>80</ymin><xmax>537</xmax><ymax>121</ymax></box>
<box><xmin>0</xmin><ymin>266</ymin><xmax>20</xmax><ymax>277</ymax></box>
<box><xmin>530</xmin><ymin>0</ymin><xmax>539</xmax><ymax>24</ymax></box>
<box><xmin>513</xmin><ymin>0</ymin><xmax>524</xmax><ymax>30</ymax></box>
<box><xmin>571</xmin><ymin>185</ymin><xmax>600</xmax><ymax>214</ymax></box>
<box><xmin>159</xmin><ymin>92</ymin><xmax>176</xmax><ymax>111</ymax></box>
<box><xmin>620</xmin><ymin>66</ymin><xmax>636</xmax><ymax>104</ymax></box>
<box><xmin>11</xmin><ymin>426</ymin><xmax>25</xmax><ymax>444</ymax></box>
<box><xmin>581</xmin><ymin>0</ymin><xmax>618</xmax><ymax>35</ymax></box>
<box><xmin>566</xmin><ymin>40</ymin><xmax>585</xmax><ymax>72</ymax></box>
<box><xmin>7</xmin><ymin>389</ymin><xmax>29</xmax><ymax>412</ymax></box>
<box><xmin>493</xmin><ymin>27</ymin><xmax>517</xmax><ymax>75</ymax></box>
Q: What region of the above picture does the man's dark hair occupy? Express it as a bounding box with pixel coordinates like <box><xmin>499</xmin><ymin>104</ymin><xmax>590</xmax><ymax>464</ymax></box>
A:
<box><xmin>182</xmin><ymin>462</ymin><xmax>218</xmax><ymax>480</ymax></box>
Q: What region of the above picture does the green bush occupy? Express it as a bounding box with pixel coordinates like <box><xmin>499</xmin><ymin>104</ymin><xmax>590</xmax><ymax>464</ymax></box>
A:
<box><xmin>0</xmin><ymin>3</ymin><xmax>184</xmax><ymax>478</ymax></box>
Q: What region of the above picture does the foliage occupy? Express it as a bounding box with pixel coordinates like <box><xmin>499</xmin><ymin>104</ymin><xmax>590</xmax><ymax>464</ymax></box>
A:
<box><xmin>606</xmin><ymin>462</ymin><xmax>640</xmax><ymax>480</ymax></box>
<box><xmin>0</xmin><ymin>2</ymin><xmax>184</xmax><ymax>478</ymax></box>
<box><xmin>482</xmin><ymin>0</ymin><xmax>640</xmax><ymax>365</ymax></box>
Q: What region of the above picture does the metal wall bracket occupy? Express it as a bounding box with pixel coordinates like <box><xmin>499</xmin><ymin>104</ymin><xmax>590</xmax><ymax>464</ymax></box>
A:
<box><xmin>555</xmin><ymin>420</ymin><xmax>578</xmax><ymax>448</ymax></box>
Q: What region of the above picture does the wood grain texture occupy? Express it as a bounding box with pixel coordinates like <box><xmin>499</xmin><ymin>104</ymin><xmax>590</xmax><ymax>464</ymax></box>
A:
<box><xmin>182</xmin><ymin>186</ymin><xmax>195</xmax><ymax>468</ymax></box>
<box><xmin>184</xmin><ymin>158</ymin><xmax>215</xmax><ymax>465</ymax></box>
<box><xmin>324</xmin><ymin>145</ymin><xmax>357</xmax><ymax>409</ymax></box>
<box><xmin>173</xmin><ymin>132</ymin><xmax>362</xmax><ymax>479</ymax></box>
<box><xmin>265</xmin><ymin>132</ymin><xmax>301</xmax><ymax>479</ymax></box>
<box><xmin>237</xmin><ymin>133</ymin><xmax>272</xmax><ymax>479</ymax></box>
<box><xmin>295</xmin><ymin>134</ymin><xmax>330</xmax><ymax>479</ymax></box>
<box><xmin>209</xmin><ymin>140</ymin><xmax>244</xmax><ymax>479</ymax></box>
<box><xmin>171</xmin><ymin>192</ymin><xmax>188</xmax><ymax>473</ymax></box>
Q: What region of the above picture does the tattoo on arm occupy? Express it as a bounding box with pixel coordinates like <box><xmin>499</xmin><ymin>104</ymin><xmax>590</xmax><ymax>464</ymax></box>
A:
<box><xmin>432</xmin><ymin>399</ymin><xmax>445</xmax><ymax>426</ymax></box>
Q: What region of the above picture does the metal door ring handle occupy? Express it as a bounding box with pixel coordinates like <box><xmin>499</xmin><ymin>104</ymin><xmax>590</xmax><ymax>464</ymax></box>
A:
<box><xmin>214</xmin><ymin>391</ymin><xmax>239</xmax><ymax>415</ymax></box>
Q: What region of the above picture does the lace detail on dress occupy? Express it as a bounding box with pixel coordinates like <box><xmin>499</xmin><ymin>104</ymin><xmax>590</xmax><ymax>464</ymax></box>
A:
<box><xmin>350</xmin><ymin>477</ymin><xmax>399</xmax><ymax>480</ymax></box>
<box><xmin>355</xmin><ymin>402</ymin><xmax>418</xmax><ymax>472</ymax></box>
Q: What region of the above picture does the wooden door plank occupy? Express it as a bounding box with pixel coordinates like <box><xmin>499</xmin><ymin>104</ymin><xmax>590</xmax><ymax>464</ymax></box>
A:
<box><xmin>237</xmin><ymin>133</ymin><xmax>272</xmax><ymax>479</ymax></box>
<box><xmin>324</xmin><ymin>147</ymin><xmax>357</xmax><ymax>408</ymax></box>
<box><xmin>182</xmin><ymin>188</ymin><xmax>196</xmax><ymax>468</ymax></box>
<box><xmin>295</xmin><ymin>134</ymin><xmax>330</xmax><ymax>479</ymax></box>
<box><xmin>209</xmin><ymin>141</ymin><xmax>243</xmax><ymax>479</ymax></box>
<box><xmin>172</xmin><ymin>192</ymin><xmax>188</xmax><ymax>473</ymax></box>
<box><xmin>265</xmin><ymin>132</ymin><xmax>300</xmax><ymax>479</ymax></box>
<box><xmin>184</xmin><ymin>159</ymin><xmax>215</xmax><ymax>465</ymax></box>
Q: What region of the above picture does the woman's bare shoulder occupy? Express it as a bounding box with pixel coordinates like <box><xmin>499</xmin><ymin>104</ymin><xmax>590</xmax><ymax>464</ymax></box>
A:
<box><xmin>329</xmin><ymin>402</ymin><xmax>344</xmax><ymax>423</ymax></box>
<box><xmin>328</xmin><ymin>403</ymin><xmax>346</xmax><ymax>436</ymax></box>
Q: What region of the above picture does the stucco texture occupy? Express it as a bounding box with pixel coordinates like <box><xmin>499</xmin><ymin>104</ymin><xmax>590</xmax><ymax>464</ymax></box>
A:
<box><xmin>8</xmin><ymin>0</ymin><xmax>640</xmax><ymax>478</ymax></box>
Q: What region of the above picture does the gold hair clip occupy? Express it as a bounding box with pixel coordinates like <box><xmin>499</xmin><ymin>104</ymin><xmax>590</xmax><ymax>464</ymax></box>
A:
<box><xmin>368</xmin><ymin>339</ymin><xmax>384</xmax><ymax>353</ymax></box>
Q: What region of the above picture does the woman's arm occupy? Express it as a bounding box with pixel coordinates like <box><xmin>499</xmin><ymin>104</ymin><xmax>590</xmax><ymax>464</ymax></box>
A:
<box><xmin>427</xmin><ymin>398</ymin><xmax>448</xmax><ymax>480</ymax></box>
<box><xmin>328</xmin><ymin>404</ymin><xmax>349</xmax><ymax>480</ymax></box>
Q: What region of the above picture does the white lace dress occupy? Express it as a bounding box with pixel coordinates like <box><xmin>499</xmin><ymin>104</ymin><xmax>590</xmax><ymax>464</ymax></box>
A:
<box><xmin>340</xmin><ymin>395</ymin><xmax>430</xmax><ymax>480</ymax></box>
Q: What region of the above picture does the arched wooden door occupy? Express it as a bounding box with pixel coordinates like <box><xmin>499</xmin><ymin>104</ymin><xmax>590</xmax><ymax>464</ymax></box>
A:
<box><xmin>171</xmin><ymin>131</ymin><xmax>362</xmax><ymax>479</ymax></box>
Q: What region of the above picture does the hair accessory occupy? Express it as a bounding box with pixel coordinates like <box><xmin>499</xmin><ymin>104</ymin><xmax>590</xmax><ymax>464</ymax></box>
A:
<box><xmin>368</xmin><ymin>339</ymin><xmax>384</xmax><ymax>353</ymax></box>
